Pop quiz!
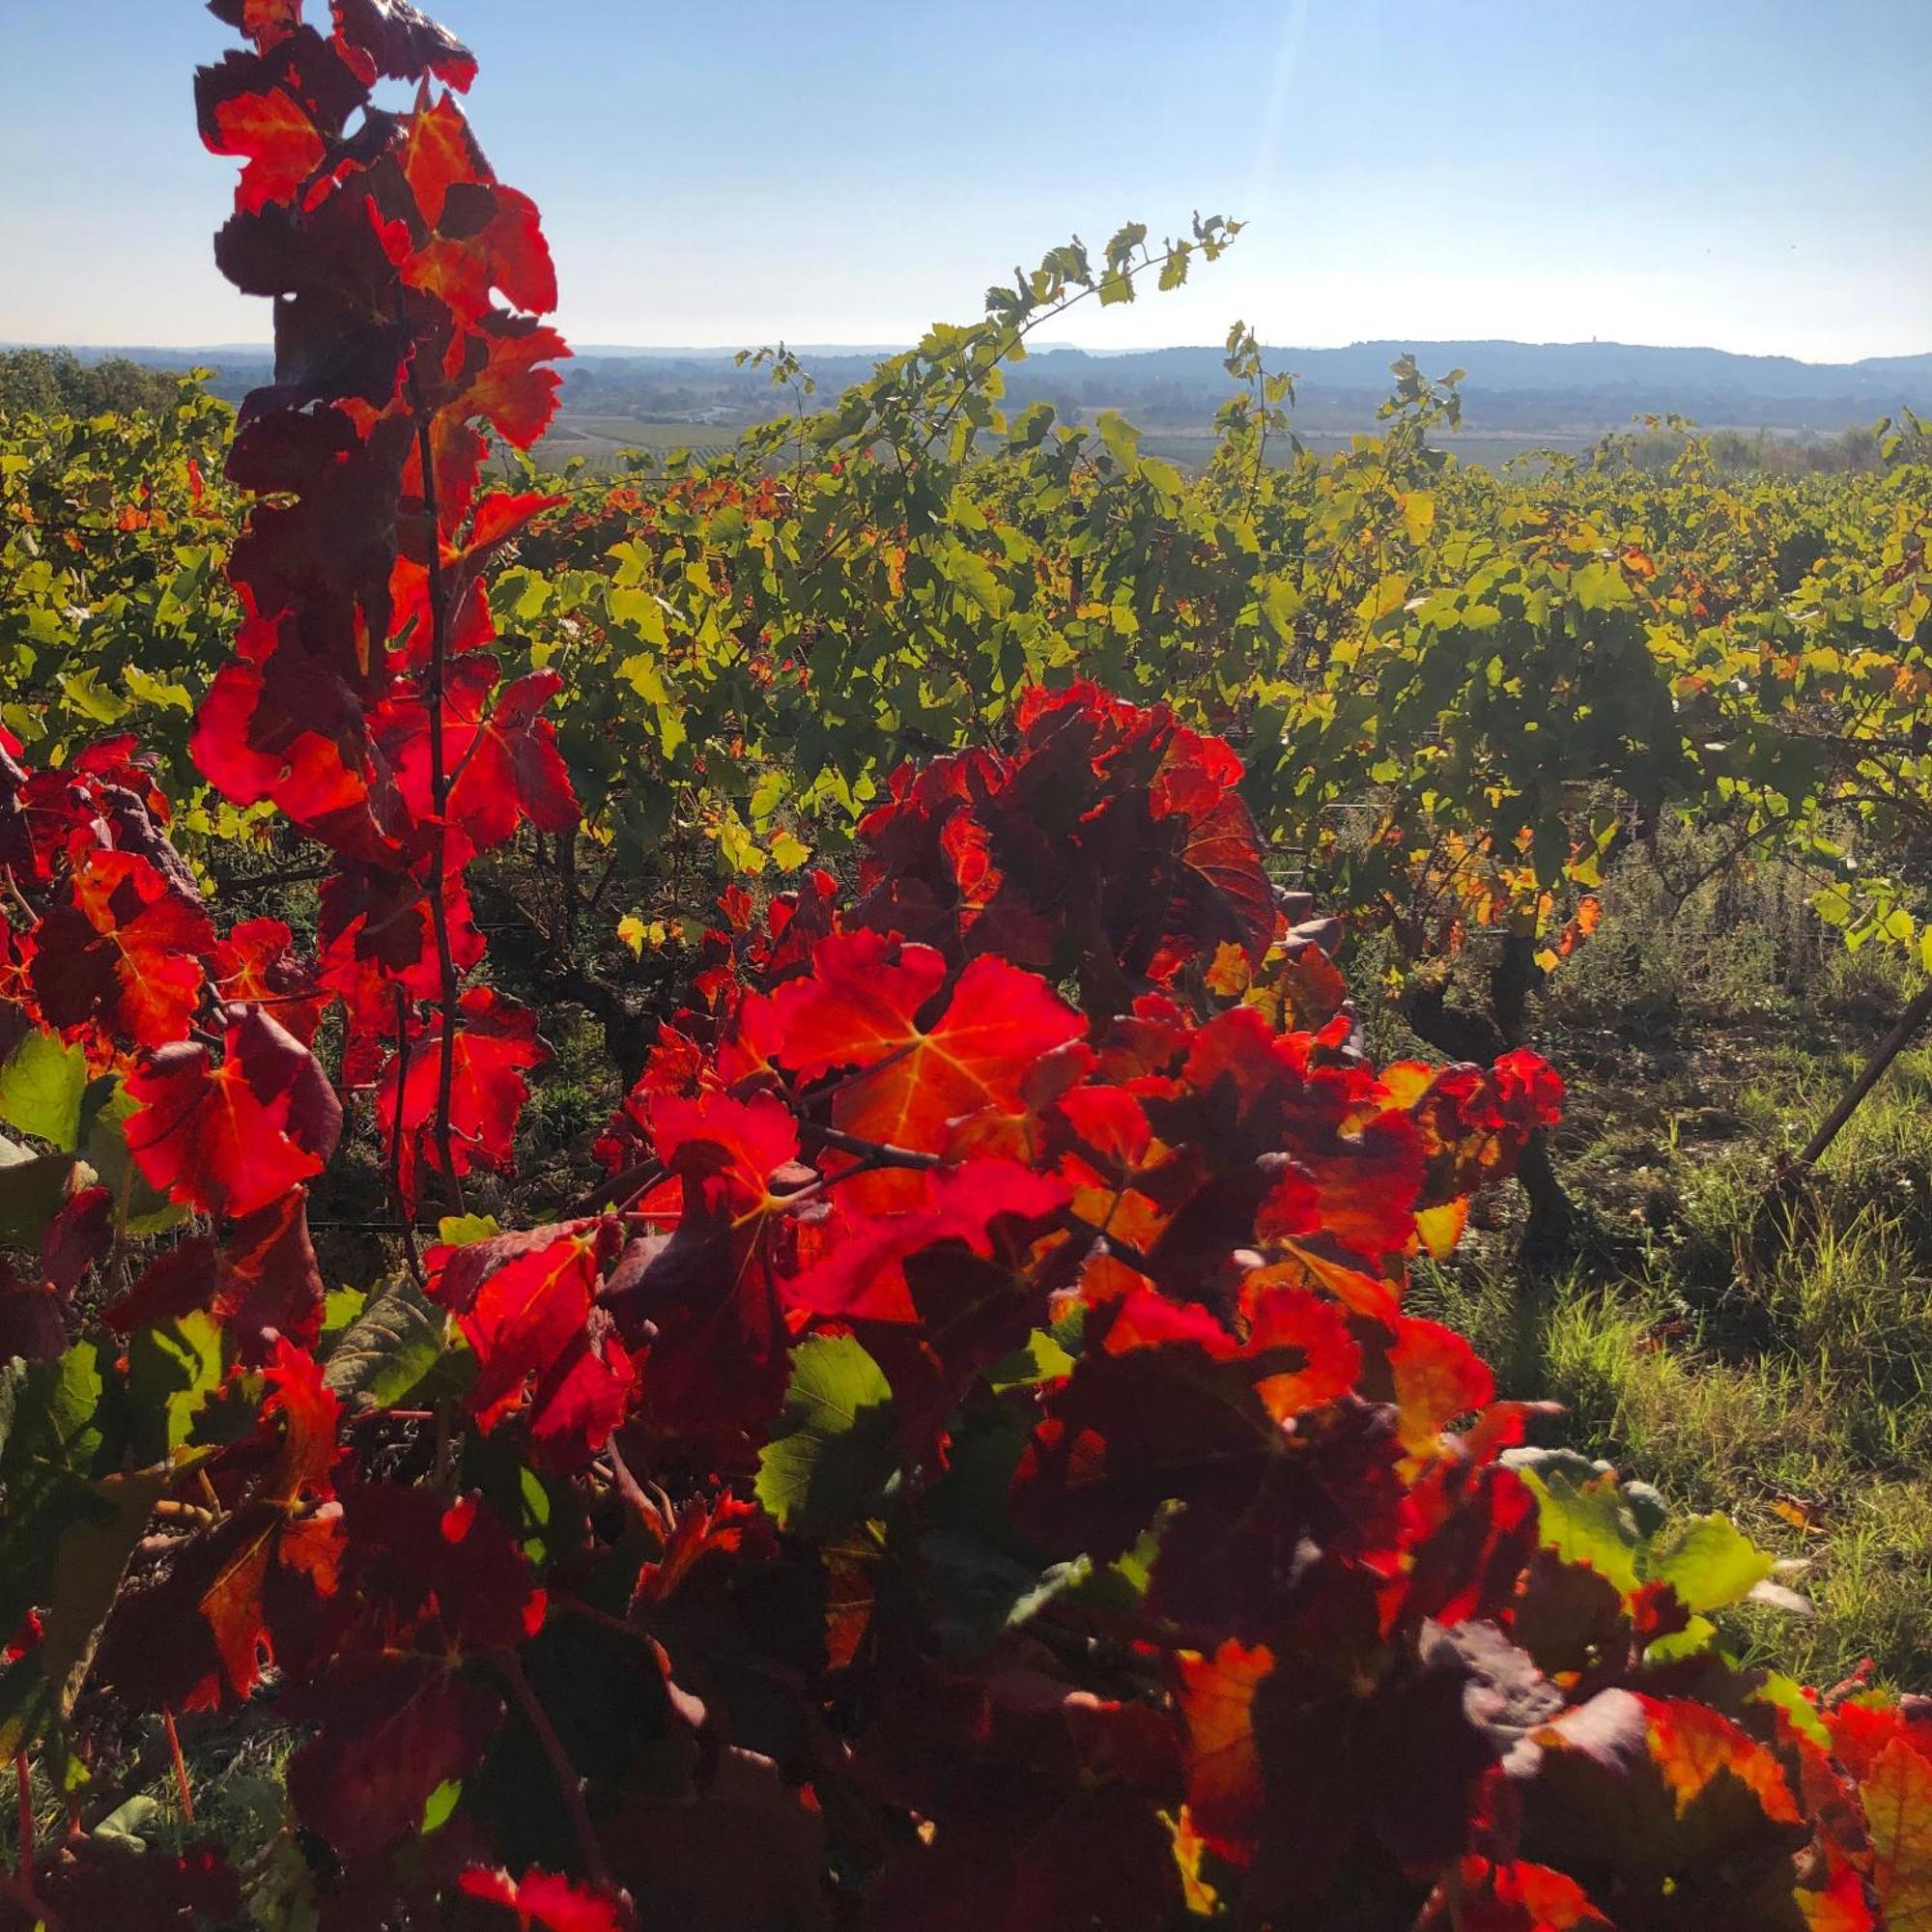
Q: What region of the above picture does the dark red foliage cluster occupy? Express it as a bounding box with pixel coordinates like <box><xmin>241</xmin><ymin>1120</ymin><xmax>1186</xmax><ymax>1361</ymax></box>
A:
<box><xmin>191</xmin><ymin>0</ymin><xmax>579</xmax><ymax>1208</ymax></box>
<box><xmin>7</xmin><ymin>6</ymin><xmax>1932</xmax><ymax>1930</ymax></box>
<box><xmin>0</xmin><ymin>725</ymin><xmax>336</xmax><ymax>1364</ymax></box>
<box><xmin>852</xmin><ymin>681</ymin><xmax>1282</xmax><ymax>1004</ymax></box>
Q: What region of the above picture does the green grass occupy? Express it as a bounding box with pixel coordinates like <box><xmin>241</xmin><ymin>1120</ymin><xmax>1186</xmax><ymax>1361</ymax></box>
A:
<box><xmin>1403</xmin><ymin>837</ymin><xmax>1932</xmax><ymax>1688</ymax></box>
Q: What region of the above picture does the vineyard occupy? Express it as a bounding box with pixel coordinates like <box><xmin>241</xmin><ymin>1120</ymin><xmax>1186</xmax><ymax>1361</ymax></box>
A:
<box><xmin>2</xmin><ymin>4</ymin><xmax>1932</xmax><ymax>1929</ymax></box>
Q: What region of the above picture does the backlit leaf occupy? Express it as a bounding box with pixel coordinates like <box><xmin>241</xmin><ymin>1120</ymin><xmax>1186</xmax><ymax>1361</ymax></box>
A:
<box><xmin>754</xmin><ymin>1332</ymin><xmax>895</xmax><ymax>1536</ymax></box>
<box><xmin>0</xmin><ymin>1029</ymin><xmax>89</xmax><ymax>1151</ymax></box>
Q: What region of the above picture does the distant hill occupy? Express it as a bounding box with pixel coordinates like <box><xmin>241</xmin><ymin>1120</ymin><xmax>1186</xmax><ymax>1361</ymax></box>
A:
<box><xmin>1035</xmin><ymin>339</ymin><xmax>1932</xmax><ymax>402</ymax></box>
<box><xmin>14</xmin><ymin>337</ymin><xmax>1931</xmax><ymax>438</ymax></box>
<box><xmin>579</xmin><ymin>337</ymin><xmax>1932</xmax><ymax>417</ymax></box>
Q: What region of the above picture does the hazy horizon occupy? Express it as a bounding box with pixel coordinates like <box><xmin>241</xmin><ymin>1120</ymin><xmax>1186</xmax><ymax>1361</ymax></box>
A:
<box><xmin>8</xmin><ymin>334</ymin><xmax>1929</xmax><ymax>368</ymax></box>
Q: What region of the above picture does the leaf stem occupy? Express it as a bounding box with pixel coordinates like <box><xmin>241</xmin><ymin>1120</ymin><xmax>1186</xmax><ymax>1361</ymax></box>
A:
<box><xmin>390</xmin><ymin>984</ymin><xmax>425</xmax><ymax>1286</ymax></box>
<box><xmin>408</xmin><ymin>364</ymin><xmax>467</xmax><ymax>1216</ymax></box>
<box><xmin>162</xmin><ymin>1709</ymin><xmax>193</xmax><ymax>1822</ymax></box>
<box><xmin>496</xmin><ymin>1649</ymin><xmax>611</xmax><ymax>1892</ymax></box>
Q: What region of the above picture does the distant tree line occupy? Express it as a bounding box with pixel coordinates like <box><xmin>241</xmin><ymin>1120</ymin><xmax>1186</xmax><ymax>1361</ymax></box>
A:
<box><xmin>0</xmin><ymin>343</ymin><xmax>1896</xmax><ymax>477</ymax></box>
<box><xmin>1705</xmin><ymin>423</ymin><xmax>1887</xmax><ymax>475</ymax></box>
<box><xmin>0</xmin><ymin>348</ymin><xmax>192</xmax><ymax>418</ymax></box>
<box><xmin>1597</xmin><ymin>421</ymin><xmax>1889</xmax><ymax>477</ymax></box>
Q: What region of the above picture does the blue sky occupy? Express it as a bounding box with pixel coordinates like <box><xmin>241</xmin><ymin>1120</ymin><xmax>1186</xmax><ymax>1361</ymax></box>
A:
<box><xmin>2</xmin><ymin>0</ymin><xmax>1926</xmax><ymax>359</ymax></box>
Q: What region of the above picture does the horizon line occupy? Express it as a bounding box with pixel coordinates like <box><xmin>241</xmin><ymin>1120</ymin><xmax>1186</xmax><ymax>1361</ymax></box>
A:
<box><xmin>5</xmin><ymin>334</ymin><xmax>1929</xmax><ymax>370</ymax></box>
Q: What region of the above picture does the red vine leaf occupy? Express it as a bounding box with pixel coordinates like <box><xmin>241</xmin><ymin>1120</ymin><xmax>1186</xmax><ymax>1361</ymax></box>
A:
<box><xmin>458</xmin><ymin>1866</ymin><xmax>630</xmax><ymax>1932</ymax></box>
<box><xmin>429</xmin><ymin>1219</ymin><xmax>627</xmax><ymax>1462</ymax></box>
<box><xmin>332</xmin><ymin>0</ymin><xmax>478</xmax><ymax>90</ymax></box>
<box><xmin>126</xmin><ymin>1008</ymin><xmax>342</xmax><ymax>1219</ymax></box>
<box><xmin>379</xmin><ymin>985</ymin><xmax>546</xmax><ymax>1208</ymax></box>
<box><xmin>33</xmin><ymin>850</ymin><xmax>215</xmax><ymax>1050</ymax></box>
<box><xmin>773</xmin><ymin>933</ymin><xmax>1083</xmax><ymax>1153</ymax></box>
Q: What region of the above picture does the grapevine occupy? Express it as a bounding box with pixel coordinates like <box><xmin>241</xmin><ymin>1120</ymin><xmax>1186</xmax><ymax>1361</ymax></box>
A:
<box><xmin>0</xmin><ymin>4</ymin><xmax>1930</xmax><ymax>1928</ymax></box>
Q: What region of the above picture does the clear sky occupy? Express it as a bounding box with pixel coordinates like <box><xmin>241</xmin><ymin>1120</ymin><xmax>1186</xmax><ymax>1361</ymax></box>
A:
<box><xmin>2</xmin><ymin>0</ymin><xmax>1926</xmax><ymax>361</ymax></box>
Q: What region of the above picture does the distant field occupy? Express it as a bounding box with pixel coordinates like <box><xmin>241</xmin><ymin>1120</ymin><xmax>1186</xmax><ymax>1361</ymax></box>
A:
<box><xmin>537</xmin><ymin>411</ymin><xmax>1599</xmax><ymax>476</ymax></box>
<box><xmin>1134</xmin><ymin>424</ymin><xmax>1597</xmax><ymax>471</ymax></box>
<box><xmin>536</xmin><ymin>415</ymin><xmax>740</xmax><ymax>469</ymax></box>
